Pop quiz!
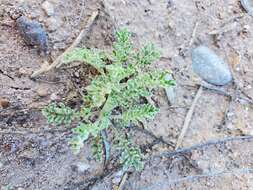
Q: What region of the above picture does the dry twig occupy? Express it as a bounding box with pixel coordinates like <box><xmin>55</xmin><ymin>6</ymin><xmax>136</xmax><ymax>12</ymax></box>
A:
<box><xmin>117</xmin><ymin>172</ymin><xmax>128</xmax><ymax>190</ymax></box>
<box><xmin>158</xmin><ymin>135</ymin><xmax>253</xmax><ymax>158</ymax></box>
<box><xmin>189</xmin><ymin>21</ymin><xmax>199</xmax><ymax>47</ymax></box>
<box><xmin>31</xmin><ymin>11</ymin><xmax>99</xmax><ymax>78</ymax></box>
<box><xmin>175</xmin><ymin>86</ymin><xmax>203</xmax><ymax>149</ymax></box>
<box><xmin>181</xmin><ymin>82</ymin><xmax>253</xmax><ymax>105</ymax></box>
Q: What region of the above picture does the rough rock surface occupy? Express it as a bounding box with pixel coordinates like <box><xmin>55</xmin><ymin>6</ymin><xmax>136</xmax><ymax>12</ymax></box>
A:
<box><xmin>192</xmin><ymin>46</ymin><xmax>232</xmax><ymax>86</ymax></box>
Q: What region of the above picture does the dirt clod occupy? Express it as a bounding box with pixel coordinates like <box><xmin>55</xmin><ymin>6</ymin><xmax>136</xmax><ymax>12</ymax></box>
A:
<box><xmin>0</xmin><ymin>98</ymin><xmax>10</xmax><ymax>108</ymax></box>
<box><xmin>36</xmin><ymin>86</ymin><xmax>49</xmax><ymax>97</ymax></box>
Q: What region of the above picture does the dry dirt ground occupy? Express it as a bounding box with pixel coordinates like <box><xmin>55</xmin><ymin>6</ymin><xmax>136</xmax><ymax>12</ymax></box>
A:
<box><xmin>0</xmin><ymin>0</ymin><xmax>253</xmax><ymax>189</ymax></box>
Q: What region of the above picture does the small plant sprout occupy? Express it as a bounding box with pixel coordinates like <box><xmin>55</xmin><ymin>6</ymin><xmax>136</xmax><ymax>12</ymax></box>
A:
<box><xmin>42</xmin><ymin>29</ymin><xmax>175</xmax><ymax>171</ymax></box>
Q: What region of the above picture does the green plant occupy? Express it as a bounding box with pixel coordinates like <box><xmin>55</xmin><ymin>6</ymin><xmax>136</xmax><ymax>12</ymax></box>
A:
<box><xmin>43</xmin><ymin>29</ymin><xmax>175</xmax><ymax>171</ymax></box>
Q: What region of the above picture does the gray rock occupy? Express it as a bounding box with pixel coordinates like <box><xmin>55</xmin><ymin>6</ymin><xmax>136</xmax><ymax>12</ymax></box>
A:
<box><xmin>192</xmin><ymin>46</ymin><xmax>232</xmax><ymax>86</ymax></box>
<box><xmin>241</xmin><ymin>0</ymin><xmax>253</xmax><ymax>16</ymax></box>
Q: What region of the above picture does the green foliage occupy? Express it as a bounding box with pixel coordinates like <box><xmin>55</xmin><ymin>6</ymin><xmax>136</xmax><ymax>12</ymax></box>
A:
<box><xmin>121</xmin><ymin>104</ymin><xmax>158</xmax><ymax>125</ymax></box>
<box><xmin>113</xmin><ymin>28</ymin><xmax>132</xmax><ymax>62</ymax></box>
<box><xmin>115</xmin><ymin>133</ymin><xmax>144</xmax><ymax>171</ymax></box>
<box><xmin>135</xmin><ymin>43</ymin><xmax>161</xmax><ymax>65</ymax></box>
<box><xmin>91</xmin><ymin>136</ymin><xmax>103</xmax><ymax>162</ymax></box>
<box><xmin>42</xmin><ymin>103</ymin><xmax>78</xmax><ymax>126</ymax></box>
<box><xmin>64</xmin><ymin>48</ymin><xmax>106</xmax><ymax>73</ymax></box>
<box><xmin>42</xmin><ymin>29</ymin><xmax>175</xmax><ymax>171</ymax></box>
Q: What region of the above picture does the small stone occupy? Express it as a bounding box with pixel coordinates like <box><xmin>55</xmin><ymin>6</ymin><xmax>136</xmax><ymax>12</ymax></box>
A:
<box><xmin>192</xmin><ymin>46</ymin><xmax>232</xmax><ymax>86</ymax></box>
<box><xmin>112</xmin><ymin>170</ymin><xmax>124</xmax><ymax>184</ymax></box>
<box><xmin>19</xmin><ymin>148</ymin><xmax>38</xmax><ymax>159</ymax></box>
<box><xmin>50</xmin><ymin>93</ymin><xmax>60</xmax><ymax>101</ymax></box>
<box><xmin>42</xmin><ymin>1</ymin><xmax>55</xmax><ymax>16</ymax></box>
<box><xmin>18</xmin><ymin>67</ymin><xmax>33</xmax><ymax>76</ymax></box>
<box><xmin>112</xmin><ymin>176</ymin><xmax>121</xmax><ymax>184</ymax></box>
<box><xmin>164</xmin><ymin>74</ymin><xmax>176</xmax><ymax>105</ymax></box>
<box><xmin>241</xmin><ymin>0</ymin><xmax>253</xmax><ymax>16</ymax></box>
<box><xmin>0</xmin><ymin>98</ymin><xmax>10</xmax><ymax>108</ymax></box>
<box><xmin>45</xmin><ymin>17</ymin><xmax>63</xmax><ymax>32</ymax></box>
<box><xmin>71</xmin><ymin>162</ymin><xmax>90</xmax><ymax>173</ymax></box>
<box><xmin>36</xmin><ymin>86</ymin><xmax>49</xmax><ymax>97</ymax></box>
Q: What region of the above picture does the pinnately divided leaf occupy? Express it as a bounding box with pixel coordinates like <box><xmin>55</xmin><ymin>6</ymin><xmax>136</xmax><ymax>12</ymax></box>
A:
<box><xmin>42</xmin><ymin>103</ymin><xmax>78</xmax><ymax>126</ymax></box>
<box><xmin>43</xmin><ymin>29</ymin><xmax>175</xmax><ymax>171</ymax></box>
<box><xmin>121</xmin><ymin>104</ymin><xmax>159</xmax><ymax>124</ymax></box>
<box><xmin>135</xmin><ymin>43</ymin><xmax>161</xmax><ymax>65</ymax></box>
<box><xmin>113</xmin><ymin>29</ymin><xmax>133</xmax><ymax>62</ymax></box>
<box><xmin>64</xmin><ymin>48</ymin><xmax>106</xmax><ymax>73</ymax></box>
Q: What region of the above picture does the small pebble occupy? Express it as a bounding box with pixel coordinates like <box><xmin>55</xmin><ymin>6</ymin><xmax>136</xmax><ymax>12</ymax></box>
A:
<box><xmin>192</xmin><ymin>46</ymin><xmax>232</xmax><ymax>86</ymax></box>
<box><xmin>42</xmin><ymin>1</ymin><xmax>55</xmax><ymax>16</ymax></box>
<box><xmin>164</xmin><ymin>74</ymin><xmax>176</xmax><ymax>105</ymax></box>
<box><xmin>112</xmin><ymin>170</ymin><xmax>124</xmax><ymax>184</ymax></box>
<box><xmin>45</xmin><ymin>17</ymin><xmax>63</xmax><ymax>32</ymax></box>
<box><xmin>50</xmin><ymin>93</ymin><xmax>60</xmax><ymax>101</ymax></box>
<box><xmin>18</xmin><ymin>67</ymin><xmax>33</xmax><ymax>76</ymax></box>
<box><xmin>17</xmin><ymin>188</ymin><xmax>25</xmax><ymax>190</ymax></box>
<box><xmin>36</xmin><ymin>86</ymin><xmax>49</xmax><ymax>97</ymax></box>
<box><xmin>241</xmin><ymin>0</ymin><xmax>253</xmax><ymax>16</ymax></box>
<box><xmin>71</xmin><ymin>162</ymin><xmax>90</xmax><ymax>173</ymax></box>
<box><xmin>0</xmin><ymin>98</ymin><xmax>10</xmax><ymax>108</ymax></box>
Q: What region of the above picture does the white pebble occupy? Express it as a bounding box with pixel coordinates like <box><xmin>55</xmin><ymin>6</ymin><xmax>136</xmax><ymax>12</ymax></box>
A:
<box><xmin>42</xmin><ymin>1</ymin><xmax>55</xmax><ymax>16</ymax></box>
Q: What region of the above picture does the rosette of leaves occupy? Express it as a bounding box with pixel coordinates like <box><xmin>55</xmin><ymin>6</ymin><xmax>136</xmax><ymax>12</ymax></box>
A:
<box><xmin>42</xmin><ymin>29</ymin><xmax>175</xmax><ymax>171</ymax></box>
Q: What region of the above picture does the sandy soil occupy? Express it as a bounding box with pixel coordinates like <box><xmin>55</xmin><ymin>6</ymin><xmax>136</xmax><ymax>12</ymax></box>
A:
<box><xmin>0</xmin><ymin>0</ymin><xmax>253</xmax><ymax>189</ymax></box>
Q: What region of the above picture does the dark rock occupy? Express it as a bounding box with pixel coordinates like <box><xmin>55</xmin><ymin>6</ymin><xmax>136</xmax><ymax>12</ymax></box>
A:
<box><xmin>192</xmin><ymin>46</ymin><xmax>232</xmax><ymax>86</ymax></box>
<box><xmin>16</xmin><ymin>16</ymin><xmax>48</xmax><ymax>55</ymax></box>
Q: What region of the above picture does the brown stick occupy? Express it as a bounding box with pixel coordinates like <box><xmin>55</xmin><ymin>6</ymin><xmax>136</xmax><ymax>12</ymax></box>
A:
<box><xmin>31</xmin><ymin>11</ymin><xmax>99</xmax><ymax>78</ymax></box>
<box><xmin>189</xmin><ymin>21</ymin><xmax>199</xmax><ymax>47</ymax></box>
<box><xmin>181</xmin><ymin>82</ymin><xmax>253</xmax><ymax>105</ymax></box>
<box><xmin>118</xmin><ymin>172</ymin><xmax>128</xmax><ymax>190</ymax></box>
<box><xmin>175</xmin><ymin>86</ymin><xmax>203</xmax><ymax>149</ymax></box>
